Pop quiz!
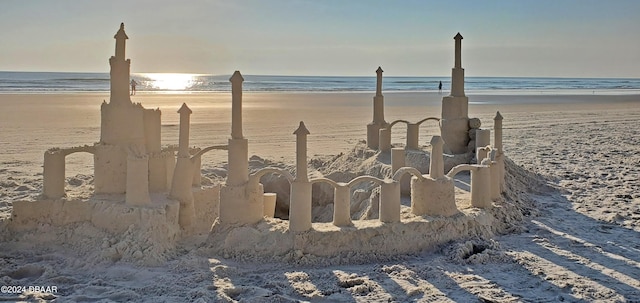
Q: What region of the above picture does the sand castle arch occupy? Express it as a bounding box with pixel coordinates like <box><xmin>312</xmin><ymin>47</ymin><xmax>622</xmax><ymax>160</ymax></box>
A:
<box><xmin>381</xmin><ymin>117</ymin><xmax>441</xmax><ymax>151</ymax></box>
<box><xmin>366</xmin><ymin>65</ymin><xmax>446</xmax><ymax>152</ymax></box>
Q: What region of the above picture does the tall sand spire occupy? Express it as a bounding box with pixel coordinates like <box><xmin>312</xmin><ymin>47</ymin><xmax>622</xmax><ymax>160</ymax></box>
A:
<box><xmin>440</xmin><ymin>32</ymin><xmax>470</xmax><ymax>154</ymax></box>
<box><xmin>109</xmin><ymin>22</ymin><xmax>132</xmax><ymax>104</ymax></box>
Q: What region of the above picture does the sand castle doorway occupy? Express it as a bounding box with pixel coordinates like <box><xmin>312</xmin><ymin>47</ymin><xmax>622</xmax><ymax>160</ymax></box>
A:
<box><xmin>43</xmin><ymin>146</ymin><xmax>96</xmax><ymax>199</ymax></box>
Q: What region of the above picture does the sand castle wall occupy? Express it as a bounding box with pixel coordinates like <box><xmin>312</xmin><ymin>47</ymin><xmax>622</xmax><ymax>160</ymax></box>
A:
<box><xmin>9</xmin><ymin>197</ymin><xmax>180</xmax><ymax>242</ymax></box>
<box><xmin>209</xmin><ymin>205</ymin><xmax>515</xmax><ymax>262</ymax></box>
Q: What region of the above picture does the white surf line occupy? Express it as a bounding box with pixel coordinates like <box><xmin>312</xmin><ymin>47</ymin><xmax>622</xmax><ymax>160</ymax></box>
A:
<box><xmin>532</xmin><ymin>220</ymin><xmax>640</xmax><ymax>269</ymax></box>
<box><xmin>532</xmin><ymin>239</ymin><xmax>640</xmax><ymax>291</ymax></box>
<box><xmin>509</xmin><ymin>250</ymin><xmax>621</xmax><ymax>298</ymax></box>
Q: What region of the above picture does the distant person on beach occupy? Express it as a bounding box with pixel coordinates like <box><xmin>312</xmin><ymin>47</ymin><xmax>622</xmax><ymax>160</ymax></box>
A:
<box><xmin>438</xmin><ymin>81</ymin><xmax>443</xmax><ymax>93</ymax></box>
<box><xmin>130</xmin><ymin>79</ymin><xmax>137</xmax><ymax>95</ymax></box>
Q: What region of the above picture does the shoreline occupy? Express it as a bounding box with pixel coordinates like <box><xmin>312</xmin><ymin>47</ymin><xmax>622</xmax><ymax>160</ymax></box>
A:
<box><xmin>2</xmin><ymin>89</ymin><xmax>640</xmax><ymax>96</ymax></box>
<box><xmin>1</xmin><ymin>91</ymin><xmax>639</xmax><ymax>102</ymax></box>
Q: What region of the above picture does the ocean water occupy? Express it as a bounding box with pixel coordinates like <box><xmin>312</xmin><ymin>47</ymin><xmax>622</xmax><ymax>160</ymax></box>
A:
<box><xmin>1</xmin><ymin>71</ymin><xmax>639</xmax><ymax>95</ymax></box>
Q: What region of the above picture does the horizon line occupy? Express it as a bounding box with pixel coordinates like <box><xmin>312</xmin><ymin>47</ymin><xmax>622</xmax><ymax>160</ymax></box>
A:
<box><xmin>1</xmin><ymin>70</ymin><xmax>640</xmax><ymax>80</ymax></box>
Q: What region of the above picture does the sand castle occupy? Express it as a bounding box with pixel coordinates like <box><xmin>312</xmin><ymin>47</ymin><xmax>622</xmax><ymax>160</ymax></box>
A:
<box><xmin>8</xmin><ymin>25</ymin><xmax>509</xmax><ymax>261</ymax></box>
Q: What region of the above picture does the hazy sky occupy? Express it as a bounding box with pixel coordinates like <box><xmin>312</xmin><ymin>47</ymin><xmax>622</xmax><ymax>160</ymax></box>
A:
<box><xmin>1</xmin><ymin>0</ymin><xmax>638</xmax><ymax>77</ymax></box>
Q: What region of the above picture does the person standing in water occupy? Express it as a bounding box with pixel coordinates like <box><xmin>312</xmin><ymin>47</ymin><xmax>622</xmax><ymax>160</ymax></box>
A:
<box><xmin>131</xmin><ymin>79</ymin><xmax>138</xmax><ymax>95</ymax></box>
<box><xmin>438</xmin><ymin>81</ymin><xmax>443</xmax><ymax>94</ymax></box>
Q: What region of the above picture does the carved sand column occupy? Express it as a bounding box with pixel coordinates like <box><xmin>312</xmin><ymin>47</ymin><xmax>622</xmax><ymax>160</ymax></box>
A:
<box><xmin>475</xmin><ymin>129</ymin><xmax>490</xmax><ymax>160</ymax></box>
<box><xmin>378</xmin><ymin>127</ymin><xmax>391</xmax><ymax>152</ymax></box>
<box><xmin>367</xmin><ymin>67</ymin><xmax>388</xmax><ymax>149</ymax></box>
<box><xmin>391</xmin><ymin>147</ymin><xmax>410</xmax><ymax>194</ymax></box>
<box><xmin>332</xmin><ymin>184</ymin><xmax>351</xmax><ymax>227</ymax></box>
<box><xmin>429</xmin><ymin>136</ymin><xmax>444</xmax><ymax>179</ymax></box>
<box><xmin>477</xmin><ymin>146</ymin><xmax>489</xmax><ymax>164</ymax></box>
<box><xmin>470</xmin><ymin>159</ymin><xmax>492</xmax><ymax>208</ymax></box>
<box><xmin>126</xmin><ymin>153</ymin><xmax>151</xmax><ymax>206</ymax></box>
<box><xmin>290</xmin><ymin>122</ymin><xmax>312</xmax><ymax>232</ymax></box>
<box><xmin>219</xmin><ymin>71</ymin><xmax>263</xmax><ymax>225</ymax></box>
<box><xmin>452</xmin><ymin>33</ymin><xmax>464</xmax><ymax>97</ymax></box>
<box><xmin>406</xmin><ymin>123</ymin><xmax>419</xmax><ymax>150</ymax></box>
<box><xmin>494</xmin><ymin>111</ymin><xmax>505</xmax><ymax>191</ymax></box>
<box><xmin>494</xmin><ymin>112</ymin><xmax>503</xmax><ymax>153</ymax></box>
<box><xmin>43</xmin><ymin>150</ymin><xmax>65</xmax><ymax>199</ymax></box>
<box><xmin>440</xmin><ymin>33</ymin><xmax>470</xmax><ymax>154</ymax></box>
<box><xmin>379</xmin><ymin>180</ymin><xmax>400</xmax><ymax>223</ymax></box>
<box><xmin>192</xmin><ymin>155</ymin><xmax>202</xmax><ymax>187</ymax></box>
<box><xmin>263</xmin><ymin>193</ymin><xmax>276</xmax><ymax>218</ymax></box>
<box><xmin>391</xmin><ymin>148</ymin><xmax>405</xmax><ymax>175</ymax></box>
<box><xmin>170</xmin><ymin>103</ymin><xmax>196</xmax><ymax>230</ymax></box>
<box><xmin>490</xmin><ymin>153</ymin><xmax>501</xmax><ymax>200</ymax></box>
<box><xmin>165</xmin><ymin>152</ymin><xmax>175</xmax><ymax>190</ymax></box>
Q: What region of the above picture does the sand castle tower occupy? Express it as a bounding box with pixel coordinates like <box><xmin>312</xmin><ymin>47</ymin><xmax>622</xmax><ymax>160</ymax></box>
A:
<box><xmin>218</xmin><ymin>71</ymin><xmax>264</xmax><ymax>225</ymax></box>
<box><xmin>440</xmin><ymin>33</ymin><xmax>470</xmax><ymax>154</ymax></box>
<box><xmin>94</xmin><ymin>23</ymin><xmax>168</xmax><ymax>195</ymax></box>
<box><xmin>366</xmin><ymin>67</ymin><xmax>389</xmax><ymax>149</ymax></box>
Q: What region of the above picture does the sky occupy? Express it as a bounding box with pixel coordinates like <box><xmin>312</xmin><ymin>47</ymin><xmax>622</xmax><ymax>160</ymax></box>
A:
<box><xmin>0</xmin><ymin>0</ymin><xmax>638</xmax><ymax>77</ymax></box>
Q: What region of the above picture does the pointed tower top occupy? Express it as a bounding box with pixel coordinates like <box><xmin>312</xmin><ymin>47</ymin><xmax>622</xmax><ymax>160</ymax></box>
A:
<box><xmin>178</xmin><ymin>103</ymin><xmax>192</xmax><ymax>115</ymax></box>
<box><xmin>376</xmin><ymin>66</ymin><xmax>383</xmax><ymax>74</ymax></box>
<box><xmin>229</xmin><ymin>71</ymin><xmax>244</xmax><ymax>83</ymax></box>
<box><xmin>114</xmin><ymin>22</ymin><xmax>129</xmax><ymax>40</ymax></box>
<box><xmin>494</xmin><ymin>111</ymin><xmax>503</xmax><ymax>120</ymax></box>
<box><xmin>293</xmin><ymin>121</ymin><xmax>310</xmax><ymax>135</ymax></box>
<box><xmin>454</xmin><ymin>32</ymin><xmax>463</xmax><ymax>40</ymax></box>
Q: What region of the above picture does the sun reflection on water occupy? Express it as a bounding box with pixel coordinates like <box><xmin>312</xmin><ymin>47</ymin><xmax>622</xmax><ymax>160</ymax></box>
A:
<box><xmin>138</xmin><ymin>73</ymin><xmax>200</xmax><ymax>91</ymax></box>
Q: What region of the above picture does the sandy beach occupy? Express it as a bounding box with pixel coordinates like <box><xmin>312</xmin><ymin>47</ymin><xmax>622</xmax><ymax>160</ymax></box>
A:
<box><xmin>0</xmin><ymin>91</ymin><xmax>639</xmax><ymax>302</ymax></box>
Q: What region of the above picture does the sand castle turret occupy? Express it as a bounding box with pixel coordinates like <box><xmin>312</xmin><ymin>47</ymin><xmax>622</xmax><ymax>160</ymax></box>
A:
<box><xmin>410</xmin><ymin>136</ymin><xmax>458</xmax><ymax>217</ymax></box>
<box><xmin>177</xmin><ymin>103</ymin><xmax>193</xmax><ymax>157</ymax></box>
<box><xmin>227</xmin><ymin>71</ymin><xmax>248</xmax><ymax>184</ymax></box>
<box><xmin>219</xmin><ymin>71</ymin><xmax>264</xmax><ymax>225</ymax></box>
<box><xmin>440</xmin><ymin>33</ymin><xmax>470</xmax><ymax>154</ymax></box>
<box><xmin>366</xmin><ymin>67</ymin><xmax>389</xmax><ymax>149</ymax></box>
<box><xmin>290</xmin><ymin>121</ymin><xmax>312</xmax><ymax>232</ymax></box>
<box><xmin>170</xmin><ymin>103</ymin><xmax>196</xmax><ymax>230</ymax></box>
